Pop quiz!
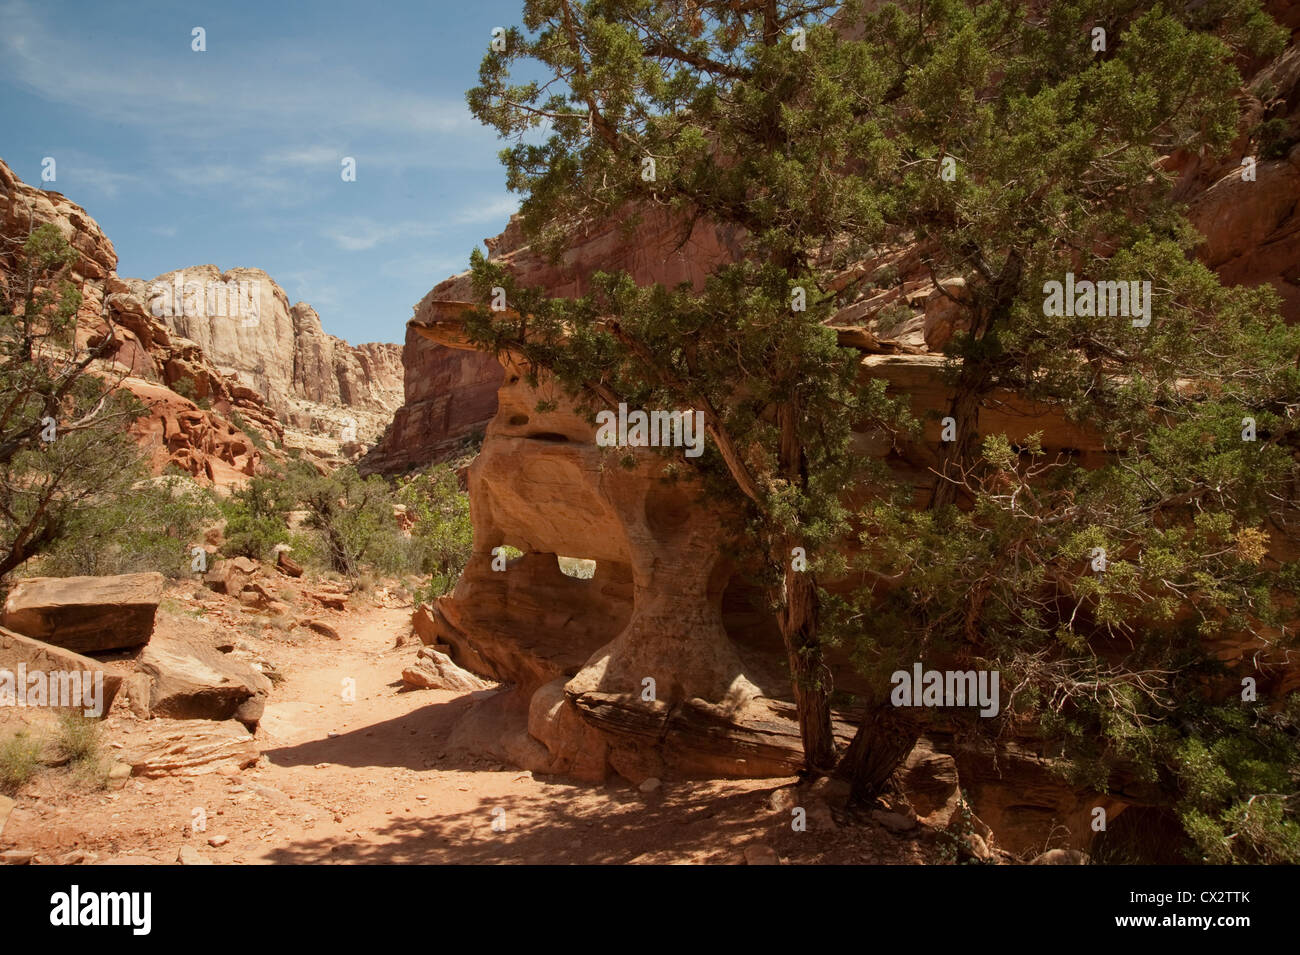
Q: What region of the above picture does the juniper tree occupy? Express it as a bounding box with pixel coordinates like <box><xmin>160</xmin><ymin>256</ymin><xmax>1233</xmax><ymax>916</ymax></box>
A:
<box><xmin>464</xmin><ymin>0</ymin><xmax>1300</xmax><ymax>821</ymax></box>
<box><xmin>467</xmin><ymin>0</ymin><xmax>907</xmax><ymax>770</ymax></box>
<box><xmin>806</xmin><ymin>1</ymin><xmax>1300</xmax><ymax>856</ymax></box>
<box><xmin>0</xmin><ymin>222</ymin><xmax>145</xmax><ymax>580</ymax></box>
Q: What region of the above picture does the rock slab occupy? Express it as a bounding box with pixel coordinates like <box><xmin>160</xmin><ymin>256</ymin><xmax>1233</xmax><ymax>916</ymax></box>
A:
<box><xmin>0</xmin><ymin>625</ymin><xmax>123</xmax><ymax>716</ymax></box>
<box><xmin>2</xmin><ymin>573</ymin><xmax>163</xmax><ymax>653</ymax></box>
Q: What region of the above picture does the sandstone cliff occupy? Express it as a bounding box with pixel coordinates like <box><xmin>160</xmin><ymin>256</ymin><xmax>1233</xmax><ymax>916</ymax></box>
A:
<box><xmin>0</xmin><ymin>158</ymin><xmax>278</xmax><ymax>486</ymax></box>
<box><xmin>129</xmin><ymin>267</ymin><xmax>404</xmax><ymax>461</ymax></box>
<box><xmin>360</xmin><ymin>206</ymin><xmax>745</xmax><ymax>475</ymax></box>
<box><xmin>358</xmin><ymin>326</ymin><xmax>502</xmax><ymax>474</ymax></box>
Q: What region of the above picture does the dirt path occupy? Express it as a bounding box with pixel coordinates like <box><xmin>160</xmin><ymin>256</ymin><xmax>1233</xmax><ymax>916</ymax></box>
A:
<box><xmin>3</xmin><ymin>594</ymin><xmax>929</xmax><ymax>865</ymax></box>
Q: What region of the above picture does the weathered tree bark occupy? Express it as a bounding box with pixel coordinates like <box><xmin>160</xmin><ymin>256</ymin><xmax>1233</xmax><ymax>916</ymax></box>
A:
<box><xmin>778</xmin><ymin>564</ymin><xmax>838</xmax><ymax>773</ymax></box>
<box><xmin>772</xmin><ymin>393</ymin><xmax>838</xmax><ymax>773</ymax></box>
<box><xmin>929</xmin><ymin>369</ymin><xmax>984</xmax><ymax>511</ymax></box>
<box><xmin>836</xmin><ymin>700</ymin><xmax>922</xmax><ymax>806</ymax></box>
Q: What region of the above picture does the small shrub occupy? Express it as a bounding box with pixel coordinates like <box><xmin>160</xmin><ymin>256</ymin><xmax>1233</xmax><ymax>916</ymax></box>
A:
<box><xmin>171</xmin><ymin>377</ymin><xmax>198</xmax><ymax>402</ymax></box>
<box><xmin>220</xmin><ymin>477</ymin><xmax>291</xmax><ymax>560</ymax></box>
<box><xmin>228</xmin><ymin>409</ymin><xmax>269</xmax><ymax>452</ymax></box>
<box><xmin>55</xmin><ymin>711</ymin><xmax>100</xmax><ymax>766</ymax></box>
<box><xmin>1254</xmin><ymin>116</ymin><xmax>1297</xmax><ymax>160</ymax></box>
<box><xmin>0</xmin><ymin>731</ymin><xmax>41</xmax><ymax>794</ymax></box>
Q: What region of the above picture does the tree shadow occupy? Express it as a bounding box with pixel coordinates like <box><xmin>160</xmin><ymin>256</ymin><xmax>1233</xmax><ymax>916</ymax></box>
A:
<box><xmin>259</xmin><ymin>690</ymin><xmax>495</xmax><ymax>771</ymax></box>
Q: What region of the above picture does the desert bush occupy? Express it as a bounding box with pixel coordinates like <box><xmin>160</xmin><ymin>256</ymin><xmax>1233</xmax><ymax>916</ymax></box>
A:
<box><xmin>0</xmin><ymin>730</ymin><xmax>41</xmax><ymax>794</ymax></box>
<box><xmin>55</xmin><ymin>711</ymin><xmax>99</xmax><ymax>765</ymax></box>
<box><xmin>41</xmin><ymin>474</ymin><xmax>221</xmax><ymax>578</ymax></box>
<box><xmin>220</xmin><ymin>476</ymin><xmax>291</xmax><ymax>560</ymax></box>
<box><xmin>56</xmin><ymin>712</ymin><xmax>109</xmax><ymax>789</ymax></box>
<box><xmin>399</xmin><ymin>464</ymin><xmax>473</xmax><ymax>599</ymax></box>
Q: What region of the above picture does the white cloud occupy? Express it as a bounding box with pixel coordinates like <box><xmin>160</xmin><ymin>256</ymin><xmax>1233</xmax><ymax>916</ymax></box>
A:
<box><xmin>54</xmin><ymin>162</ymin><xmax>139</xmax><ymax>200</ymax></box>
<box><xmin>451</xmin><ymin>194</ymin><xmax>519</xmax><ymax>226</ymax></box>
<box><xmin>323</xmin><ymin>218</ymin><xmax>440</xmax><ymax>252</ymax></box>
<box><xmin>261</xmin><ymin>146</ymin><xmax>345</xmax><ymax>167</ymax></box>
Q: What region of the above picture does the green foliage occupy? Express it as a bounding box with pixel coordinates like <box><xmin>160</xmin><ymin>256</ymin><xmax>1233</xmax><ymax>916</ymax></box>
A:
<box><xmin>170</xmin><ymin>376</ymin><xmax>198</xmax><ymax>401</ymax></box>
<box><xmin>0</xmin><ymin>730</ymin><xmax>41</xmax><ymax>795</ymax></box>
<box><xmin>227</xmin><ymin>409</ymin><xmax>268</xmax><ymax>452</ymax></box>
<box><xmin>0</xmin><ymin>223</ymin><xmax>153</xmax><ymax>580</ymax></box>
<box><xmin>398</xmin><ymin>464</ymin><xmax>474</xmax><ymax>601</ymax></box>
<box><xmin>217</xmin><ymin>461</ymin><xmax>473</xmax><ymax>594</ymax></box>
<box><xmin>42</xmin><ymin>474</ymin><xmax>221</xmax><ymax>578</ymax></box>
<box><xmin>285</xmin><ymin>463</ymin><xmax>404</xmax><ymax>577</ymax></box>
<box><xmin>1172</xmin><ymin>697</ymin><xmax>1300</xmax><ymax>864</ymax></box>
<box><xmin>55</xmin><ymin>711</ymin><xmax>109</xmax><ymax>789</ymax></box>
<box><xmin>55</xmin><ymin>711</ymin><xmax>99</xmax><ymax>765</ymax></box>
<box><xmin>219</xmin><ymin>476</ymin><xmax>293</xmax><ymax>561</ymax></box>
<box><xmin>1252</xmin><ymin>116</ymin><xmax>1297</xmax><ymax>160</ymax></box>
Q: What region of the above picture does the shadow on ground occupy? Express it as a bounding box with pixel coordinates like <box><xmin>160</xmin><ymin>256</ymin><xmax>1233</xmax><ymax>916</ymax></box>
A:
<box><xmin>259</xmin><ymin>697</ymin><xmax>934</xmax><ymax>864</ymax></box>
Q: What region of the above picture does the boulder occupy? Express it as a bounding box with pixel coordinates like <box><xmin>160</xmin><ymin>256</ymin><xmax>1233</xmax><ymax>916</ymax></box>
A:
<box><xmin>136</xmin><ymin>634</ymin><xmax>272</xmax><ymax>726</ymax></box>
<box><xmin>872</xmin><ymin>809</ymin><xmax>917</xmax><ymax>833</ymax></box>
<box><xmin>961</xmin><ymin>832</ymin><xmax>993</xmax><ymax>863</ymax></box>
<box><xmin>896</xmin><ymin>738</ymin><xmax>962</xmax><ymax>828</ymax></box>
<box><xmin>1</xmin><ymin>573</ymin><xmax>163</xmax><ymax>653</ymax></box>
<box><xmin>401</xmin><ymin>648</ymin><xmax>493</xmax><ymax>692</ymax></box>
<box><xmin>275</xmin><ymin>549</ymin><xmax>303</xmax><ymax>578</ymax></box>
<box><xmin>125</xmin><ymin>672</ymin><xmax>153</xmax><ymax>719</ymax></box>
<box><xmin>177</xmin><ymin>846</ymin><xmax>212</xmax><ymax>865</ymax></box>
<box><xmin>0</xmin><ymin>625</ymin><xmax>123</xmax><ymax>717</ymax></box>
<box><xmin>309</xmin><ymin>591</ymin><xmax>347</xmax><ymax>611</ymax></box>
<box><xmin>298</xmin><ymin>619</ymin><xmax>341</xmax><ymax>640</ymax></box>
<box><xmin>203</xmin><ymin>557</ymin><xmax>259</xmax><ymax>596</ymax></box>
<box><xmin>411</xmin><ymin>603</ymin><xmax>440</xmax><ymax>645</ymax></box>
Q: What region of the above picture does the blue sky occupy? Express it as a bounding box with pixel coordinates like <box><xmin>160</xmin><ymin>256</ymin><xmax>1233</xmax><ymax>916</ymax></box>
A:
<box><xmin>0</xmin><ymin>0</ymin><xmax>532</xmax><ymax>345</ymax></box>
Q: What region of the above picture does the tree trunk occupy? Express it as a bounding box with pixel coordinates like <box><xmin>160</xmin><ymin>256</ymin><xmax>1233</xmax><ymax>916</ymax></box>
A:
<box><xmin>929</xmin><ymin>379</ymin><xmax>982</xmax><ymax>511</ymax></box>
<box><xmin>836</xmin><ymin>700</ymin><xmax>922</xmax><ymax>806</ymax></box>
<box><xmin>778</xmin><ymin>565</ymin><xmax>838</xmax><ymax>773</ymax></box>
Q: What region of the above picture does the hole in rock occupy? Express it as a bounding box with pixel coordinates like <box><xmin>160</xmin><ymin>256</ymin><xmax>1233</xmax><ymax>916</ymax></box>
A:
<box><xmin>557</xmin><ymin>556</ymin><xmax>597</xmax><ymax>580</ymax></box>
<box><xmin>527</xmin><ymin>432</ymin><xmax>568</xmax><ymax>443</ymax></box>
<box><xmin>507</xmin><ymin>414</ymin><xmax>529</xmax><ymax>426</ymax></box>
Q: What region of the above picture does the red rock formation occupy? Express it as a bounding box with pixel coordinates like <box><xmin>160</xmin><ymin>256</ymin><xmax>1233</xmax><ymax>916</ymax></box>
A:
<box><xmin>0</xmin><ymin>158</ymin><xmax>279</xmax><ymax>487</ymax></box>
<box><xmin>362</xmin><ymin>206</ymin><xmax>745</xmax><ymax>475</ymax></box>
<box><xmin>135</xmin><ymin>267</ymin><xmax>403</xmax><ymax>456</ymax></box>
<box><xmin>359</xmin><ymin>327</ymin><xmax>502</xmax><ymax>474</ymax></box>
<box><xmin>122</xmin><ymin>378</ymin><xmax>263</xmax><ymax>484</ymax></box>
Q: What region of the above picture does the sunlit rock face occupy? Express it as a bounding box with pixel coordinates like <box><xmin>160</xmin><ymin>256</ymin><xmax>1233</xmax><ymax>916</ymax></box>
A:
<box><xmin>0</xmin><ymin>159</ymin><xmax>281</xmax><ymax>487</ymax></box>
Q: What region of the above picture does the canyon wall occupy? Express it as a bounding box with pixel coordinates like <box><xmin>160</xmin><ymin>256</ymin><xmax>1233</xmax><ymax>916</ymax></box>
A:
<box><xmin>128</xmin><ymin>267</ymin><xmax>404</xmax><ymax>460</ymax></box>
<box><xmin>0</xmin><ymin>159</ymin><xmax>277</xmax><ymax>486</ymax></box>
<box><xmin>358</xmin><ymin>327</ymin><xmax>502</xmax><ymax>474</ymax></box>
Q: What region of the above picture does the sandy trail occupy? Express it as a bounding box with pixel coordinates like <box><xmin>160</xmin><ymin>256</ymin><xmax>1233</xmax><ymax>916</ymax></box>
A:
<box><xmin>3</xmin><ymin>596</ymin><xmax>926</xmax><ymax>865</ymax></box>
